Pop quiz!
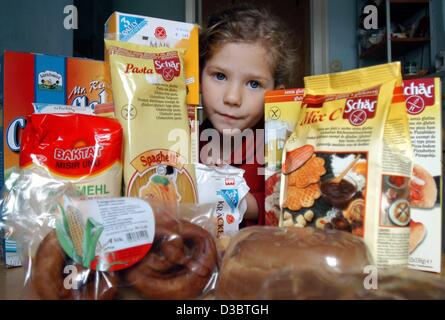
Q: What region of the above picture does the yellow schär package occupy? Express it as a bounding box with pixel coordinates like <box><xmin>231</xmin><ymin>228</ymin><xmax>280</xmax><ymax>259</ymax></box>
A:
<box><xmin>280</xmin><ymin>62</ymin><xmax>413</xmax><ymax>268</ymax></box>
<box><xmin>398</xmin><ymin>78</ymin><xmax>442</xmax><ymax>273</ymax></box>
<box><xmin>104</xmin><ymin>12</ymin><xmax>200</xmax><ymax>163</ymax></box>
<box><xmin>105</xmin><ymin>12</ymin><xmax>199</xmax><ymax>106</ymax></box>
<box><xmin>264</xmin><ymin>89</ymin><xmax>304</xmax><ymax>226</ymax></box>
<box><xmin>105</xmin><ymin>40</ymin><xmax>197</xmax><ymax>204</ymax></box>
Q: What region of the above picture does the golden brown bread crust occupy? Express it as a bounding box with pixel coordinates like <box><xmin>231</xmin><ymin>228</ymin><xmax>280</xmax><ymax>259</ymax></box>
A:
<box><xmin>216</xmin><ymin>227</ymin><xmax>372</xmax><ymax>300</ymax></box>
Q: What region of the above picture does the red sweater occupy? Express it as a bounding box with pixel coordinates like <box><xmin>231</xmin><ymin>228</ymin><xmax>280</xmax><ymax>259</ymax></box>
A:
<box><xmin>199</xmin><ymin>119</ymin><xmax>265</xmax><ymax>226</ymax></box>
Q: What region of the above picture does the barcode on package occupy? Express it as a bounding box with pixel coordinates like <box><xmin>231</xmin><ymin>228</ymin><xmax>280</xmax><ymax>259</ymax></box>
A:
<box><xmin>126</xmin><ymin>230</ymin><xmax>149</xmax><ymax>242</ymax></box>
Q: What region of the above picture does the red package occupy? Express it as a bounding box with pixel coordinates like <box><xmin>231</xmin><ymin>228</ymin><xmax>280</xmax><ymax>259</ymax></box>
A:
<box><xmin>20</xmin><ymin>113</ymin><xmax>123</xmax><ymax>198</ymax></box>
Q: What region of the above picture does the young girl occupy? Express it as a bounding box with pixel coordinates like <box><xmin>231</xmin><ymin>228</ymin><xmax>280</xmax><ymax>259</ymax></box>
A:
<box><xmin>199</xmin><ymin>4</ymin><xmax>298</xmax><ymax>225</ymax></box>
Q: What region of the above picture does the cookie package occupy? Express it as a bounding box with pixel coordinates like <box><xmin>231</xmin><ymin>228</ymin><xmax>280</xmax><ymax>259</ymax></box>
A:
<box><xmin>280</xmin><ymin>62</ymin><xmax>413</xmax><ymax>269</ymax></box>
<box><xmin>264</xmin><ymin>89</ymin><xmax>304</xmax><ymax>226</ymax></box>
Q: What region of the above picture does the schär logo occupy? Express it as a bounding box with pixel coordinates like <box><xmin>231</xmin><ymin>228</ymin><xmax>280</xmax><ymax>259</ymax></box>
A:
<box><xmin>406</xmin><ymin>95</ymin><xmax>425</xmax><ymax>115</ymax></box>
<box><xmin>403</xmin><ymin>79</ymin><xmax>435</xmax><ymax>115</ymax></box>
<box><xmin>225</xmin><ymin>178</ymin><xmax>235</xmax><ymax>186</ymax></box>
<box><xmin>404</xmin><ymin>81</ymin><xmax>434</xmax><ymax>98</ymax></box>
<box><xmin>154</xmin><ymin>54</ymin><xmax>181</xmax><ymax>82</ymax></box>
<box><xmin>344</xmin><ymin>97</ymin><xmax>378</xmax><ymax>126</ymax></box>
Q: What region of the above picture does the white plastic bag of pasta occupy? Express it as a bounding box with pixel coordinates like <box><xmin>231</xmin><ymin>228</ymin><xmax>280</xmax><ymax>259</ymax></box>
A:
<box><xmin>0</xmin><ymin>168</ymin><xmax>219</xmax><ymax>300</ymax></box>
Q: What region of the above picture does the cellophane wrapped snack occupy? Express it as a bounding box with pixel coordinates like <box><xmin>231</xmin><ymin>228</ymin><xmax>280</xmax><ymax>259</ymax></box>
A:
<box><xmin>0</xmin><ymin>169</ymin><xmax>218</xmax><ymax>300</ymax></box>
<box><xmin>216</xmin><ymin>226</ymin><xmax>445</xmax><ymax>300</ymax></box>
<box><xmin>280</xmin><ymin>62</ymin><xmax>413</xmax><ymax>268</ymax></box>
<box><xmin>257</xmin><ymin>265</ymin><xmax>445</xmax><ymax>300</ymax></box>
<box><xmin>216</xmin><ymin>226</ymin><xmax>373</xmax><ymax>300</ymax></box>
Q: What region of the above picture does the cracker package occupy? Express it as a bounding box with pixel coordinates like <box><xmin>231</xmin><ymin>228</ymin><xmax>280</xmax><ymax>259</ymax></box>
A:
<box><xmin>395</xmin><ymin>78</ymin><xmax>442</xmax><ymax>273</ymax></box>
<box><xmin>264</xmin><ymin>89</ymin><xmax>304</xmax><ymax>226</ymax></box>
<box><xmin>280</xmin><ymin>62</ymin><xmax>413</xmax><ymax>268</ymax></box>
<box><xmin>195</xmin><ymin>163</ymin><xmax>249</xmax><ymax>238</ymax></box>
<box><xmin>105</xmin><ymin>40</ymin><xmax>197</xmax><ymax>205</ymax></box>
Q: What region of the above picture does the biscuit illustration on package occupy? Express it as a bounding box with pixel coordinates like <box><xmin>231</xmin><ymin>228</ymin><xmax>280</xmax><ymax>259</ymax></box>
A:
<box><xmin>284</xmin><ymin>151</ymin><xmax>325</xmax><ymax>212</ymax></box>
<box><xmin>287</xmin><ymin>156</ymin><xmax>326</xmax><ymax>188</ymax></box>
<box><xmin>284</xmin><ymin>183</ymin><xmax>321</xmax><ymax>211</ymax></box>
<box><xmin>282</xmin><ymin>144</ymin><xmax>314</xmax><ymax>175</ymax></box>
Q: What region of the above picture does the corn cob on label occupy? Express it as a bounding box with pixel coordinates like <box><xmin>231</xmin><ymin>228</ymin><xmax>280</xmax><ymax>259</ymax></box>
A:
<box><xmin>55</xmin><ymin>197</ymin><xmax>155</xmax><ymax>271</ymax></box>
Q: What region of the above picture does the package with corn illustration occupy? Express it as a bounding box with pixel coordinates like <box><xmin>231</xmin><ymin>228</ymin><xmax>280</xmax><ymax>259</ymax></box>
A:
<box><xmin>0</xmin><ymin>169</ymin><xmax>218</xmax><ymax>300</ymax></box>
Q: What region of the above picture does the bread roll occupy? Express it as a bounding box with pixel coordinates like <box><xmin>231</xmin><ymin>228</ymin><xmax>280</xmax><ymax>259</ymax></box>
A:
<box><xmin>216</xmin><ymin>226</ymin><xmax>372</xmax><ymax>300</ymax></box>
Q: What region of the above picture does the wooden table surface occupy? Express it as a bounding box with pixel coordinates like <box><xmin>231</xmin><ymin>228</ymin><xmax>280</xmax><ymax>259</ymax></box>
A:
<box><xmin>1</xmin><ymin>256</ymin><xmax>445</xmax><ymax>300</ymax></box>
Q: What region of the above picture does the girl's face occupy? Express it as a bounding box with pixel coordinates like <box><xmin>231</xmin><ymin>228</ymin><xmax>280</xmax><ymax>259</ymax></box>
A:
<box><xmin>201</xmin><ymin>42</ymin><xmax>275</xmax><ymax>135</ymax></box>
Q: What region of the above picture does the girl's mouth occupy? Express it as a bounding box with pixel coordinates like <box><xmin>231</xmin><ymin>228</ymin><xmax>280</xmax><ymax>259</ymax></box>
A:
<box><xmin>219</xmin><ymin>113</ymin><xmax>241</xmax><ymax>121</ymax></box>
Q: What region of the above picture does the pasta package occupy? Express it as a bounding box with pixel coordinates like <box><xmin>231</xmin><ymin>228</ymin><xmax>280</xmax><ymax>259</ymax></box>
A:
<box><xmin>104</xmin><ymin>11</ymin><xmax>200</xmax><ymax>105</ymax></box>
<box><xmin>105</xmin><ymin>40</ymin><xmax>197</xmax><ymax>204</ymax></box>
<box><xmin>280</xmin><ymin>62</ymin><xmax>413</xmax><ymax>268</ymax></box>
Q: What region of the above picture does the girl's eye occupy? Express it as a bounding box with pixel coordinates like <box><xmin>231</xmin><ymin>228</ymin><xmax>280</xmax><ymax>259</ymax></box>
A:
<box><xmin>248</xmin><ymin>80</ymin><xmax>260</xmax><ymax>89</ymax></box>
<box><xmin>215</xmin><ymin>73</ymin><xmax>226</xmax><ymax>81</ymax></box>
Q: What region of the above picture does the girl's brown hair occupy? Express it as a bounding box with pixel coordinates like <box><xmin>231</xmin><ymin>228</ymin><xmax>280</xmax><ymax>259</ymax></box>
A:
<box><xmin>200</xmin><ymin>3</ymin><xmax>298</xmax><ymax>88</ymax></box>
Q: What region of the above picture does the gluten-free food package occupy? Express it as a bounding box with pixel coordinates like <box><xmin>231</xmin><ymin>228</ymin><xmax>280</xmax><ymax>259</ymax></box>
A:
<box><xmin>280</xmin><ymin>62</ymin><xmax>413</xmax><ymax>268</ymax></box>
<box><xmin>20</xmin><ymin>113</ymin><xmax>123</xmax><ymax>198</ymax></box>
<box><xmin>397</xmin><ymin>78</ymin><xmax>442</xmax><ymax>273</ymax></box>
<box><xmin>264</xmin><ymin>89</ymin><xmax>303</xmax><ymax>226</ymax></box>
<box><xmin>105</xmin><ymin>40</ymin><xmax>197</xmax><ymax>204</ymax></box>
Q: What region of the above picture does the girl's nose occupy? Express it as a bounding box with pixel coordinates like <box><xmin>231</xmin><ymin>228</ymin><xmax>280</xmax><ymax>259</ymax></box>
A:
<box><xmin>223</xmin><ymin>83</ymin><xmax>242</xmax><ymax>107</ymax></box>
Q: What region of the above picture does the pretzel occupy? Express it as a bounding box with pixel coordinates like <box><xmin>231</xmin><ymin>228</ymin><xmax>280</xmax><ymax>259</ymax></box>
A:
<box><xmin>32</xmin><ymin>231</ymin><xmax>118</xmax><ymax>300</ymax></box>
<box><xmin>124</xmin><ymin>220</ymin><xmax>217</xmax><ymax>300</ymax></box>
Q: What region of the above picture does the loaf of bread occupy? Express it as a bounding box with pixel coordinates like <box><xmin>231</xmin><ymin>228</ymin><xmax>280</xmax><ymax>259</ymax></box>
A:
<box><xmin>216</xmin><ymin>226</ymin><xmax>372</xmax><ymax>299</ymax></box>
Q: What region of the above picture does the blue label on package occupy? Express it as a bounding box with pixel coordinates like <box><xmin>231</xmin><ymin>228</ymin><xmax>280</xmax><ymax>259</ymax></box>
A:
<box><xmin>119</xmin><ymin>15</ymin><xmax>147</xmax><ymax>42</ymax></box>
<box><xmin>35</xmin><ymin>55</ymin><xmax>65</xmax><ymax>103</ymax></box>
<box><xmin>217</xmin><ymin>189</ymin><xmax>239</xmax><ymax>214</ymax></box>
